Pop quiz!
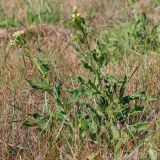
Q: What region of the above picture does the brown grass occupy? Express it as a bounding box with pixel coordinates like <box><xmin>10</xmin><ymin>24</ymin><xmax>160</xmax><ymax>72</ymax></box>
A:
<box><xmin>0</xmin><ymin>0</ymin><xmax>160</xmax><ymax>159</ymax></box>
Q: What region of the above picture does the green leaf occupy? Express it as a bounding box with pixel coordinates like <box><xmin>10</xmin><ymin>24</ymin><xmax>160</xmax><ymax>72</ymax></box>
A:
<box><xmin>79</xmin><ymin>115</ymin><xmax>91</xmax><ymax>138</ymax></box>
<box><xmin>88</xmin><ymin>79</ymin><xmax>100</xmax><ymax>94</ymax></box>
<box><xmin>129</xmin><ymin>122</ymin><xmax>149</xmax><ymax>134</ymax></box>
<box><xmin>151</xmin><ymin>20</ymin><xmax>160</xmax><ymax>35</ymax></box>
<box><xmin>28</xmin><ymin>80</ymin><xmax>51</xmax><ymax>92</ymax></box>
<box><xmin>85</xmin><ymin>104</ymin><xmax>98</xmax><ymax>115</ymax></box>
<box><xmin>119</xmin><ymin>75</ymin><xmax>127</xmax><ymax>99</ymax></box>
<box><xmin>22</xmin><ymin>120</ymin><xmax>34</xmax><ymax>127</ymax></box>
<box><xmin>82</xmin><ymin>61</ymin><xmax>94</xmax><ymax>73</ymax></box>
<box><xmin>71</xmin><ymin>88</ymin><xmax>81</xmax><ymax>102</ymax></box>
<box><xmin>89</xmin><ymin>120</ymin><xmax>98</xmax><ymax>134</ymax></box>
<box><xmin>105</xmin><ymin>73</ymin><xmax>119</xmax><ymax>85</ymax></box>
<box><xmin>104</xmin><ymin>80</ymin><xmax>113</xmax><ymax>100</ymax></box>
<box><xmin>92</xmin><ymin>50</ymin><xmax>98</xmax><ymax>62</ymax></box>
<box><xmin>77</xmin><ymin>76</ymin><xmax>85</xmax><ymax>84</ymax></box>
<box><xmin>119</xmin><ymin>91</ymin><xmax>145</xmax><ymax>105</ymax></box>
<box><xmin>31</xmin><ymin>56</ymin><xmax>49</xmax><ymax>76</ymax></box>
<box><xmin>97</xmin><ymin>96</ymin><xmax>109</xmax><ymax>110</ymax></box>
<box><xmin>28</xmin><ymin>113</ymin><xmax>49</xmax><ymax>120</ymax></box>
<box><xmin>73</xmin><ymin>15</ymin><xmax>85</xmax><ymax>32</ymax></box>
<box><xmin>53</xmin><ymin>81</ymin><xmax>63</xmax><ymax>96</ymax></box>
<box><xmin>119</xmin><ymin>95</ymin><xmax>131</xmax><ymax>105</ymax></box>
<box><xmin>131</xmin><ymin>105</ymin><xmax>144</xmax><ymax>112</ymax></box>
<box><xmin>55</xmin><ymin>104</ymin><xmax>66</xmax><ymax>120</ymax></box>
<box><xmin>111</xmin><ymin>125</ymin><xmax>120</xmax><ymax>140</ymax></box>
<box><xmin>29</xmin><ymin>113</ymin><xmax>42</xmax><ymax>119</ymax></box>
<box><xmin>130</xmin><ymin>91</ymin><xmax>145</xmax><ymax>100</ymax></box>
<box><xmin>134</xmin><ymin>122</ymin><xmax>149</xmax><ymax>132</ymax></box>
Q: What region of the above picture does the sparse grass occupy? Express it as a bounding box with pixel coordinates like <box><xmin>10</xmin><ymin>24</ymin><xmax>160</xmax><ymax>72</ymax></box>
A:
<box><xmin>0</xmin><ymin>0</ymin><xmax>160</xmax><ymax>160</ymax></box>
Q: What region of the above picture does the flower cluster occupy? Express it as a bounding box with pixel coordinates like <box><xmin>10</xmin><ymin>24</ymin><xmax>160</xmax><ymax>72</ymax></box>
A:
<box><xmin>71</xmin><ymin>7</ymin><xmax>79</xmax><ymax>21</ymax></box>
<box><xmin>71</xmin><ymin>6</ymin><xmax>85</xmax><ymax>32</ymax></box>
<box><xmin>10</xmin><ymin>30</ymin><xmax>25</xmax><ymax>46</ymax></box>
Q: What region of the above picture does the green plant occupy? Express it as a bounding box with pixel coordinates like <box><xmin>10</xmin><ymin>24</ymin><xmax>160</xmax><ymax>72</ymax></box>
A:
<box><xmin>26</xmin><ymin>0</ymin><xmax>60</xmax><ymax>25</ymax></box>
<box><xmin>0</xmin><ymin>15</ymin><xmax>20</xmax><ymax>28</ymax></box>
<box><xmin>70</xmin><ymin>8</ymin><xmax>151</xmax><ymax>156</ymax></box>
<box><xmin>11</xmin><ymin>29</ymin><xmax>66</xmax><ymax>131</ymax></box>
<box><xmin>10</xmin><ymin>8</ymin><xmax>159</xmax><ymax>159</ymax></box>
<box><xmin>103</xmin><ymin>12</ymin><xmax>160</xmax><ymax>60</ymax></box>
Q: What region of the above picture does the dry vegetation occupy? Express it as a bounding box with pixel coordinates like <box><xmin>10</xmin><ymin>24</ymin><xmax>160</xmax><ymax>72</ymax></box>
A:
<box><xmin>0</xmin><ymin>0</ymin><xmax>160</xmax><ymax>160</ymax></box>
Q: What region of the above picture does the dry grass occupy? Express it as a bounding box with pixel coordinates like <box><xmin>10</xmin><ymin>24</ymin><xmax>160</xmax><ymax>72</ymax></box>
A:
<box><xmin>0</xmin><ymin>0</ymin><xmax>160</xmax><ymax>159</ymax></box>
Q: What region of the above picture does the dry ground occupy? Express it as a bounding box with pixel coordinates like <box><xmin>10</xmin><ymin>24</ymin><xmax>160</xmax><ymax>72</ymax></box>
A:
<box><xmin>0</xmin><ymin>0</ymin><xmax>160</xmax><ymax>159</ymax></box>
